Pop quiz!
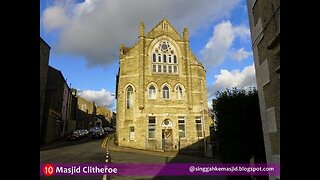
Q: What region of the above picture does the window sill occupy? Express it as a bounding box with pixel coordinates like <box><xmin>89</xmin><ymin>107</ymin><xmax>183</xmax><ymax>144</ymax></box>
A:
<box><xmin>152</xmin><ymin>72</ymin><xmax>179</xmax><ymax>75</ymax></box>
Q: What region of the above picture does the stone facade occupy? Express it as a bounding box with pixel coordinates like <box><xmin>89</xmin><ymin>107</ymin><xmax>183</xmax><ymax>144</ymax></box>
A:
<box><xmin>97</xmin><ymin>106</ymin><xmax>113</xmax><ymax>127</ymax></box>
<box><xmin>97</xmin><ymin>106</ymin><xmax>113</xmax><ymax>121</ymax></box>
<box><xmin>246</xmin><ymin>1</ymin><xmax>280</xmax><ymax>179</ymax></box>
<box><xmin>76</xmin><ymin>96</ymin><xmax>96</xmax><ymax>129</ymax></box>
<box><xmin>40</xmin><ymin>37</ymin><xmax>50</xmax><ymax>139</ymax></box>
<box><xmin>116</xmin><ymin>19</ymin><xmax>213</xmax><ymax>152</ymax></box>
<box><xmin>40</xmin><ymin>38</ymin><xmax>77</xmax><ymax>144</ymax></box>
<box><xmin>42</xmin><ymin>66</ymin><xmax>69</xmax><ymax>144</ymax></box>
<box><xmin>112</xmin><ymin>112</ymin><xmax>116</xmax><ymax>129</ymax></box>
<box><xmin>67</xmin><ymin>90</ymin><xmax>78</xmax><ymax>134</ymax></box>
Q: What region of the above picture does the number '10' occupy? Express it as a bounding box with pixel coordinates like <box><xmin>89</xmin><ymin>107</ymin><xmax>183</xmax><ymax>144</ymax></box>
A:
<box><xmin>44</xmin><ymin>166</ymin><xmax>54</xmax><ymax>174</ymax></box>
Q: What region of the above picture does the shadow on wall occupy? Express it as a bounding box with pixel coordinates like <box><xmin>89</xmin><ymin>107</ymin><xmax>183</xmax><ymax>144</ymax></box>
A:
<box><xmin>152</xmin><ymin>138</ymin><xmax>223</xmax><ymax>180</ymax></box>
<box><xmin>151</xmin><ymin>136</ymin><xmax>268</xmax><ymax>180</ymax></box>
<box><xmin>178</xmin><ymin>137</ymin><xmax>207</xmax><ymax>157</ymax></box>
<box><xmin>76</xmin><ymin>109</ymin><xmax>96</xmax><ymax>129</ymax></box>
<box><xmin>96</xmin><ymin>114</ymin><xmax>112</xmax><ymax>128</ymax></box>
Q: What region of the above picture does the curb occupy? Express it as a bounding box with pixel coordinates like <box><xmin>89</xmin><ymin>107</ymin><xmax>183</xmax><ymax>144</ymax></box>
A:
<box><xmin>40</xmin><ymin>138</ymin><xmax>68</xmax><ymax>151</ymax></box>
<box><xmin>102</xmin><ymin>135</ymin><xmax>212</xmax><ymax>160</ymax></box>
<box><xmin>101</xmin><ymin>136</ymin><xmax>109</xmax><ymax>149</ymax></box>
<box><xmin>107</xmin><ymin>144</ymin><xmax>178</xmax><ymax>158</ymax></box>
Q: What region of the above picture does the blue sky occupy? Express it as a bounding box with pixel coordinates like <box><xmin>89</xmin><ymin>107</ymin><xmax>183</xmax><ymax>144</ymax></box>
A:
<box><xmin>40</xmin><ymin>0</ymin><xmax>256</xmax><ymax>111</ymax></box>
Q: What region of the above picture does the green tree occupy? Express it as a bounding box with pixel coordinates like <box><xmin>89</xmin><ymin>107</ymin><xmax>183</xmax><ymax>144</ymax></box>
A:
<box><xmin>213</xmin><ymin>87</ymin><xmax>266</xmax><ymax>163</ymax></box>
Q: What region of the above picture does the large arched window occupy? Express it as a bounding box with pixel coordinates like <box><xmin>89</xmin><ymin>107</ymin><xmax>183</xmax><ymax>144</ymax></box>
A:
<box><xmin>176</xmin><ymin>86</ymin><xmax>183</xmax><ymax>100</ymax></box>
<box><xmin>149</xmin><ymin>85</ymin><xmax>157</xmax><ymax>99</ymax></box>
<box><xmin>163</xmin><ymin>86</ymin><xmax>169</xmax><ymax>99</ymax></box>
<box><xmin>81</xmin><ymin>104</ymin><xmax>87</xmax><ymax>111</ymax></box>
<box><xmin>126</xmin><ymin>86</ymin><xmax>133</xmax><ymax>109</ymax></box>
<box><xmin>151</xmin><ymin>41</ymin><xmax>178</xmax><ymax>74</ymax></box>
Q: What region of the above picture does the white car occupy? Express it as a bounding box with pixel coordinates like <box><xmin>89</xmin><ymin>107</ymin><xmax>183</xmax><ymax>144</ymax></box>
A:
<box><xmin>89</xmin><ymin>127</ymin><xmax>95</xmax><ymax>133</ymax></box>
<box><xmin>104</xmin><ymin>127</ymin><xmax>113</xmax><ymax>132</ymax></box>
<box><xmin>92</xmin><ymin>127</ymin><xmax>104</xmax><ymax>138</ymax></box>
<box><xmin>79</xmin><ymin>129</ymin><xmax>89</xmax><ymax>136</ymax></box>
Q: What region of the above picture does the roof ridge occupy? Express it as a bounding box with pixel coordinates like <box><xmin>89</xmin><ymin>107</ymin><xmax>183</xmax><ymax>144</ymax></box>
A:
<box><xmin>145</xmin><ymin>18</ymin><xmax>183</xmax><ymax>39</ymax></box>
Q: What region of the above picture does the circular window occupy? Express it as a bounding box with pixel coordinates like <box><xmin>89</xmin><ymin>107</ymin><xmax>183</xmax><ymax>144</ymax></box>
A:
<box><xmin>162</xmin><ymin>119</ymin><xmax>172</xmax><ymax>128</ymax></box>
<box><xmin>161</xmin><ymin>43</ymin><xmax>168</xmax><ymax>50</ymax></box>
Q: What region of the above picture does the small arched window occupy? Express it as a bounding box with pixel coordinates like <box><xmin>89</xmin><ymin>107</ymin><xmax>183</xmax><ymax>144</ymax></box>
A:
<box><xmin>163</xmin><ymin>86</ymin><xmax>169</xmax><ymax>99</ymax></box>
<box><xmin>126</xmin><ymin>86</ymin><xmax>133</xmax><ymax>109</ymax></box>
<box><xmin>152</xmin><ymin>53</ymin><xmax>156</xmax><ymax>62</ymax></box>
<box><xmin>149</xmin><ymin>85</ymin><xmax>156</xmax><ymax>99</ymax></box>
<box><xmin>174</xmin><ymin>55</ymin><xmax>177</xmax><ymax>64</ymax></box>
<box><xmin>176</xmin><ymin>86</ymin><xmax>183</xmax><ymax>99</ymax></box>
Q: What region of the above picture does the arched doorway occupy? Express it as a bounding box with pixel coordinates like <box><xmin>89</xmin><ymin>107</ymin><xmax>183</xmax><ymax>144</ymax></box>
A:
<box><xmin>95</xmin><ymin>118</ymin><xmax>102</xmax><ymax>127</ymax></box>
<box><xmin>162</xmin><ymin>119</ymin><xmax>173</xmax><ymax>151</ymax></box>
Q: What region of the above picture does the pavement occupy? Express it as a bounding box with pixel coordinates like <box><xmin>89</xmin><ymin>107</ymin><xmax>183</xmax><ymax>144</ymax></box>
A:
<box><xmin>101</xmin><ymin>133</ymin><xmax>219</xmax><ymax>162</ymax></box>
<box><xmin>101</xmin><ymin>133</ymin><xmax>177</xmax><ymax>158</ymax></box>
<box><xmin>40</xmin><ymin>137</ymin><xmax>69</xmax><ymax>151</ymax></box>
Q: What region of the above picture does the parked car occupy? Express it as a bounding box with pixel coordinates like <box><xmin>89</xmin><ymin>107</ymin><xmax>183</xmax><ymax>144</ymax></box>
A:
<box><xmin>79</xmin><ymin>129</ymin><xmax>89</xmax><ymax>137</ymax></box>
<box><xmin>92</xmin><ymin>127</ymin><xmax>104</xmax><ymax>138</ymax></box>
<box><xmin>103</xmin><ymin>127</ymin><xmax>113</xmax><ymax>132</ymax></box>
<box><xmin>67</xmin><ymin>130</ymin><xmax>81</xmax><ymax>140</ymax></box>
<box><xmin>89</xmin><ymin>127</ymin><xmax>96</xmax><ymax>133</ymax></box>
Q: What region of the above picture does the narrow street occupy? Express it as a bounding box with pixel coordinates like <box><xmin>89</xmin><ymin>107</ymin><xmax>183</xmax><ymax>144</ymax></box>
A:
<box><xmin>40</xmin><ymin>133</ymin><xmax>226</xmax><ymax>180</ymax></box>
<box><xmin>40</xmin><ymin>135</ymin><xmax>107</xmax><ymax>180</ymax></box>
<box><xmin>40</xmin><ymin>136</ymin><xmax>107</xmax><ymax>163</ymax></box>
<box><xmin>106</xmin><ymin>133</ymin><xmax>226</xmax><ymax>180</ymax></box>
<box><xmin>108</xmin><ymin>150</ymin><xmax>226</xmax><ymax>180</ymax></box>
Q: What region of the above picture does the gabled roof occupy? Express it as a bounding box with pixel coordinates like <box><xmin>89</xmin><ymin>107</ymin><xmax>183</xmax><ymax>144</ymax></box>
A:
<box><xmin>119</xmin><ymin>19</ymin><xmax>184</xmax><ymax>59</ymax></box>
<box><xmin>40</xmin><ymin>37</ymin><xmax>51</xmax><ymax>49</ymax></box>
<box><xmin>48</xmin><ymin>66</ymin><xmax>66</xmax><ymax>83</ymax></box>
<box><xmin>145</xmin><ymin>18</ymin><xmax>183</xmax><ymax>40</ymax></box>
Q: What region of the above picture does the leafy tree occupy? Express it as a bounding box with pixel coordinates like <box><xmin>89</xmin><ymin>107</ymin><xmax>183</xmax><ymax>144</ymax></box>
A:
<box><xmin>213</xmin><ymin>87</ymin><xmax>266</xmax><ymax>163</ymax></box>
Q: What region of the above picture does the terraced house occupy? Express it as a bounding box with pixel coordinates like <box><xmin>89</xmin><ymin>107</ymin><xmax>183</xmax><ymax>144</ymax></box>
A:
<box><xmin>116</xmin><ymin>19</ymin><xmax>213</xmax><ymax>152</ymax></box>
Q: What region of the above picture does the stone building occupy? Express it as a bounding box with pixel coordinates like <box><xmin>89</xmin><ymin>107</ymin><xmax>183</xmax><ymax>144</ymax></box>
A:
<box><xmin>112</xmin><ymin>112</ymin><xmax>116</xmax><ymax>129</ymax></box>
<box><xmin>246</xmin><ymin>0</ymin><xmax>280</xmax><ymax>179</ymax></box>
<box><xmin>40</xmin><ymin>37</ymin><xmax>50</xmax><ymax>141</ymax></box>
<box><xmin>40</xmin><ymin>38</ymin><xmax>77</xmax><ymax>144</ymax></box>
<box><xmin>42</xmin><ymin>66</ymin><xmax>73</xmax><ymax>144</ymax></box>
<box><xmin>76</xmin><ymin>95</ymin><xmax>97</xmax><ymax>129</ymax></box>
<box><xmin>96</xmin><ymin>106</ymin><xmax>113</xmax><ymax>127</ymax></box>
<box><xmin>67</xmin><ymin>89</ymin><xmax>78</xmax><ymax>134</ymax></box>
<box><xmin>116</xmin><ymin>19</ymin><xmax>213</xmax><ymax>152</ymax></box>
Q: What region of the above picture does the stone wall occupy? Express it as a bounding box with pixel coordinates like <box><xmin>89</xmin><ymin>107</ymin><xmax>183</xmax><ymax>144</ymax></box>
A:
<box><xmin>40</xmin><ymin>38</ymin><xmax>50</xmax><ymax>138</ymax></box>
<box><xmin>116</xmin><ymin>19</ymin><xmax>213</xmax><ymax>152</ymax></box>
<box><xmin>246</xmin><ymin>1</ymin><xmax>280</xmax><ymax>179</ymax></box>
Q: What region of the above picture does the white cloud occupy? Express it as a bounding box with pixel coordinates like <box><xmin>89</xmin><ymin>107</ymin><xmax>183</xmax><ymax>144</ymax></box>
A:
<box><xmin>41</xmin><ymin>0</ymin><xmax>240</xmax><ymax>67</ymax></box>
<box><xmin>207</xmin><ymin>64</ymin><xmax>256</xmax><ymax>98</ymax></box>
<box><xmin>77</xmin><ymin>89</ymin><xmax>115</xmax><ymax>109</ymax></box>
<box><xmin>232</xmin><ymin>24</ymin><xmax>251</xmax><ymax>41</ymax></box>
<box><xmin>200</xmin><ymin>20</ymin><xmax>251</xmax><ymax>67</ymax></box>
<box><xmin>42</xmin><ymin>6</ymin><xmax>70</xmax><ymax>32</ymax></box>
<box><xmin>232</xmin><ymin>48</ymin><xmax>252</xmax><ymax>61</ymax></box>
